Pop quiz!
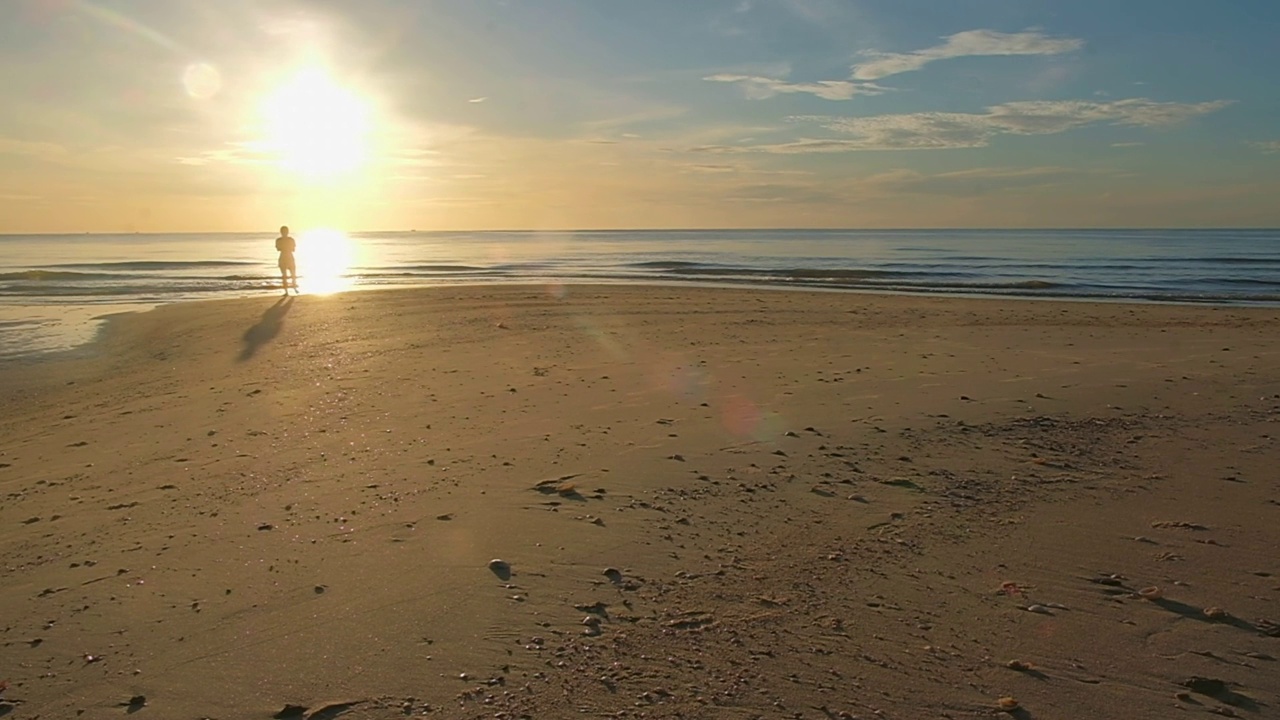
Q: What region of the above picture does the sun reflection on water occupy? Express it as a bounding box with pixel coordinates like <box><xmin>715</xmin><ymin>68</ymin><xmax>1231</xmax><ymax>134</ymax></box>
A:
<box><xmin>297</xmin><ymin>229</ymin><xmax>357</xmax><ymax>295</ymax></box>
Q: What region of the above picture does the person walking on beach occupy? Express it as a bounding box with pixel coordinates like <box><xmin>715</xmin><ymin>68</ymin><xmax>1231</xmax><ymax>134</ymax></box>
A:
<box><xmin>275</xmin><ymin>225</ymin><xmax>297</xmax><ymax>294</ymax></box>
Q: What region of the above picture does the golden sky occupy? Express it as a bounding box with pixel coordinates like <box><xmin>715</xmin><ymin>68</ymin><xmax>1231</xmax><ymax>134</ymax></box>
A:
<box><xmin>1</xmin><ymin>0</ymin><xmax>1277</xmax><ymax>232</ymax></box>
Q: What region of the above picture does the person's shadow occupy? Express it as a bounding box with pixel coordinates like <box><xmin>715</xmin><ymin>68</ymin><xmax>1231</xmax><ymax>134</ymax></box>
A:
<box><xmin>238</xmin><ymin>296</ymin><xmax>293</xmax><ymax>362</ymax></box>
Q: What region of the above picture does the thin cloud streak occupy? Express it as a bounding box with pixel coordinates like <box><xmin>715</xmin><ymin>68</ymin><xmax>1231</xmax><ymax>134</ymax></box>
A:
<box><xmin>852</xmin><ymin>29</ymin><xmax>1084</xmax><ymax>81</ymax></box>
<box><xmin>704</xmin><ymin>28</ymin><xmax>1081</xmax><ymax>102</ymax></box>
<box><xmin>703</xmin><ymin>74</ymin><xmax>886</xmax><ymax>100</ymax></box>
<box><xmin>692</xmin><ymin>98</ymin><xmax>1232</xmax><ymax>153</ymax></box>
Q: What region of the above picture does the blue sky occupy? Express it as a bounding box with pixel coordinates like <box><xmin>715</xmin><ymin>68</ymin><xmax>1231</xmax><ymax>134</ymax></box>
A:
<box><xmin>0</xmin><ymin>0</ymin><xmax>1277</xmax><ymax>231</ymax></box>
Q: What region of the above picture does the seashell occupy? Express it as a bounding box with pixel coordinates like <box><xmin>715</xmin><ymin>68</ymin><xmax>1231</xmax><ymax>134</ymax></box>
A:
<box><xmin>1204</xmin><ymin>606</ymin><xmax>1227</xmax><ymax>619</ymax></box>
<box><xmin>1025</xmin><ymin>604</ymin><xmax>1052</xmax><ymax>614</ymax></box>
<box><xmin>1005</xmin><ymin>660</ymin><xmax>1032</xmax><ymax>671</ymax></box>
<box><xmin>997</xmin><ymin>696</ymin><xmax>1020</xmax><ymax>711</ymax></box>
<box><xmin>1138</xmin><ymin>586</ymin><xmax>1163</xmax><ymax>600</ymax></box>
<box><xmin>999</xmin><ymin>581</ymin><xmax>1025</xmax><ymax>596</ymax></box>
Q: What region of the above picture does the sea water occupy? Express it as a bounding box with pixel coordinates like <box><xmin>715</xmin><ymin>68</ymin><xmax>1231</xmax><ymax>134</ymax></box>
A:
<box><xmin>2</xmin><ymin>228</ymin><xmax>1278</xmax><ymax>358</ymax></box>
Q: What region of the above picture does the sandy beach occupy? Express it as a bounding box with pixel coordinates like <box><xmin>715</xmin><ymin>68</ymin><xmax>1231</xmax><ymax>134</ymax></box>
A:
<box><xmin>1</xmin><ymin>285</ymin><xmax>1278</xmax><ymax>719</ymax></box>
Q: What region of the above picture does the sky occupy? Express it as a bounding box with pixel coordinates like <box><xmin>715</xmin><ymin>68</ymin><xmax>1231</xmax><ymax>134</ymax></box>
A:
<box><xmin>1</xmin><ymin>0</ymin><xmax>1278</xmax><ymax>232</ymax></box>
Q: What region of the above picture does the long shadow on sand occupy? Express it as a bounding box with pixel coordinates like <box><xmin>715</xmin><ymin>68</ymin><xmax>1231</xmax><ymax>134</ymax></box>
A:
<box><xmin>238</xmin><ymin>296</ymin><xmax>293</xmax><ymax>362</ymax></box>
<box><xmin>1150</xmin><ymin>597</ymin><xmax>1267</xmax><ymax>635</ymax></box>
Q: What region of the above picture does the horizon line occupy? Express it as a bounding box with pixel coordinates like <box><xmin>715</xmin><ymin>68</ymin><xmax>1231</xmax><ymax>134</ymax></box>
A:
<box><xmin>3</xmin><ymin>226</ymin><xmax>1279</xmax><ymax>237</ymax></box>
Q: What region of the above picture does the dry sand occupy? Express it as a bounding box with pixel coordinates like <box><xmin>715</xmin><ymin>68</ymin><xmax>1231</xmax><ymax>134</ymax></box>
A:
<box><xmin>1</xmin><ymin>285</ymin><xmax>1278</xmax><ymax>719</ymax></box>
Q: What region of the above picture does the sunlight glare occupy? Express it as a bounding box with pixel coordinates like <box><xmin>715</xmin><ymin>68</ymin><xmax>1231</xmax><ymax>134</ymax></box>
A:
<box><xmin>258</xmin><ymin>68</ymin><xmax>371</xmax><ymax>181</ymax></box>
<box><xmin>296</xmin><ymin>228</ymin><xmax>356</xmax><ymax>295</ymax></box>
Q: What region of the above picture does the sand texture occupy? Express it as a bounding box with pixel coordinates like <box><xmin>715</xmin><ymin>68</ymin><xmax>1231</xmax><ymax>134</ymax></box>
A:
<box><xmin>1</xmin><ymin>285</ymin><xmax>1278</xmax><ymax>719</ymax></box>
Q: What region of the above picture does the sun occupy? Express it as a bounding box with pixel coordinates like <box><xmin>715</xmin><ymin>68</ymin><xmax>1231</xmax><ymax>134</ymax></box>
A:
<box><xmin>258</xmin><ymin>68</ymin><xmax>371</xmax><ymax>181</ymax></box>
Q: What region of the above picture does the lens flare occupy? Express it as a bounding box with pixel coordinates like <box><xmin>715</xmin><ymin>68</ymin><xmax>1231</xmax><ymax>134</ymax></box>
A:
<box><xmin>183</xmin><ymin>63</ymin><xmax>222</xmax><ymax>100</ymax></box>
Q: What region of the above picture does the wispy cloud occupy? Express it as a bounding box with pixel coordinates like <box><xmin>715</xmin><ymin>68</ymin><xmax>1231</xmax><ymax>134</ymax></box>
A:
<box><xmin>704</xmin><ymin>74</ymin><xmax>885</xmax><ymax>100</ymax></box>
<box><xmin>852</xmin><ymin>30</ymin><xmax>1084</xmax><ymax>81</ymax></box>
<box><xmin>687</xmin><ymin>163</ymin><xmax>738</xmax><ymax>173</ymax></box>
<box><xmin>692</xmin><ymin>98</ymin><xmax>1231</xmax><ymax>153</ymax></box>
<box><xmin>726</xmin><ymin>183</ymin><xmax>843</xmax><ymax>204</ymax></box>
<box><xmin>705</xmin><ymin>28</ymin><xmax>1081</xmax><ymax>101</ymax></box>
<box><xmin>577</xmin><ymin>105</ymin><xmax>688</xmax><ymax>132</ymax></box>
<box><xmin>680</xmin><ymin>165</ymin><xmax>1109</xmax><ymax>208</ymax></box>
<box><xmin>1251</xmin><ymin>140</ymin><xmax>1280</xmax><ymax>154</ymax></box>
<box><xmin>468</xmin><ymin>97</ymin><xmax>488</xmax><ymax>103</ymax></box>
<box><xmin>867</xmin><ymin>166</ymin><xmax>1107</xmax><ymax>197</ymax></box>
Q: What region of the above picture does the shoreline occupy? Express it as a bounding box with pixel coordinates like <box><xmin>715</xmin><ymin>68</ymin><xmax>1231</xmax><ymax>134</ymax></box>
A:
<box><xmin>1</xmin><ymin>285</ymin><xmax>1277</xmax><ymax>718</ymax></box>
<box><xmin>6</xmin><ymin>277</ymin><xmax>1280</xmax><ymax>364</ymax></box>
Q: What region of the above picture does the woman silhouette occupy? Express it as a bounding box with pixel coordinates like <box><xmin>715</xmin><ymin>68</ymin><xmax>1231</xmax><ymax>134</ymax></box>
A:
<box><xmin>275</xmin><ymin>225</ymin><xmax>297</xmax><ymax>294</ymax></box>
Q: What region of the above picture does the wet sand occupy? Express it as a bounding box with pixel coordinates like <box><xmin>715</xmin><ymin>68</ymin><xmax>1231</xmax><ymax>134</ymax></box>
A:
<box><xmin>1</xmin><ymin>285</ymin><xmax>1278</xmax><ymax>719</ymax></box>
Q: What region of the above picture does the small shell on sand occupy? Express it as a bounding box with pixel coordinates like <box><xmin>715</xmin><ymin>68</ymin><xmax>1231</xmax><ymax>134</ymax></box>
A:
<box><xmin>1025</xmin><ymin>604</ymin><xmax>1052</xmax><ymax>614</ymax></box>
<box><xmin>999</xmin><ymin>581</ymin><xmax>1026</xmax><ymax>596</ymax></box>
<box><xmin>1204</xmin><ymin>606</ymin><xmax>1227</xmax><ymax>619</ymax></box>
<box><xmin>1138</xmin><ymin>586</ymin><xmax>1163</xmax><ymax>600</ymax></box>
<box><xmin>997</xmin><ymin>696</ymin><xmax>1020</xmax><ymax>711</ymax></box>
<box><xmin>1005</xmin><ymin>660</ymin><xmax>1033</xmax><ymax>671</ymax></box>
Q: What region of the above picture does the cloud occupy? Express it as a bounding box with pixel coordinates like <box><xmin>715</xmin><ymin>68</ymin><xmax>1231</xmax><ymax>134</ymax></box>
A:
<box><xmin>692</xmin><ymin>98</ymin><xmax>1231</xmax><ymax>153</ymax></box>
<box><xmin>468</xmin><ymin>97</ymin><xmax>488</xmax><ymax>103</ymax></box>
<box><xmin>1251</xmin><ymin>140</ymin><xmax>1280</xmax><ymax>154</ymax></box>
<box><xmin>725</xmin><ymin>183</ymin><xmax>843</xmax><ymax>204</ymax></box>
<box><xmin>705</xmin><ymin>29</ymin><xmax>1079</xmax><ymax>101</ymax></box>
<box><xmin>174</xmin><ymin>143</ymin><xmax>265</xmax><ymax>167</ymax></box>
<box><xmin>687</xmin><ymin>164</ymin><xmax>738</xmax><ymax>173</ymax></box>
<box><xmin>868</xmin><ymin>166</ymin><xmax>1103</xmax><ymax>197</ymax></box>
<box><xmin>852</xmin><ymin>30</ymin><xmax>1084</xmax><ymax>81</ymax></box>
<box><xmin>984</xmin><ymin>99</ymin><xmax>1233</xmax><ymax>132</ymax></box>
<box><xmin>671</xmin><ymin>166</ymin><xmax>1110</xmax><ymax>210</ymax></box>
<box><xmin>577</xmin><ymin>105</ymin><xmax>688</xmax><ymax>131</ymax></box>
<box><xmin>704</xmin><ymin>74</ymin><xmax>885</xmax><ymax>100</ymax></box>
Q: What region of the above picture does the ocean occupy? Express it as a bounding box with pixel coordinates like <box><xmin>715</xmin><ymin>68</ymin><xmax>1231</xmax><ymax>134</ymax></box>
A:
<box><xmin>2</xmin><ymin>228</ymin><xmax>1278</xmax><ymax>358</ymax></box>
